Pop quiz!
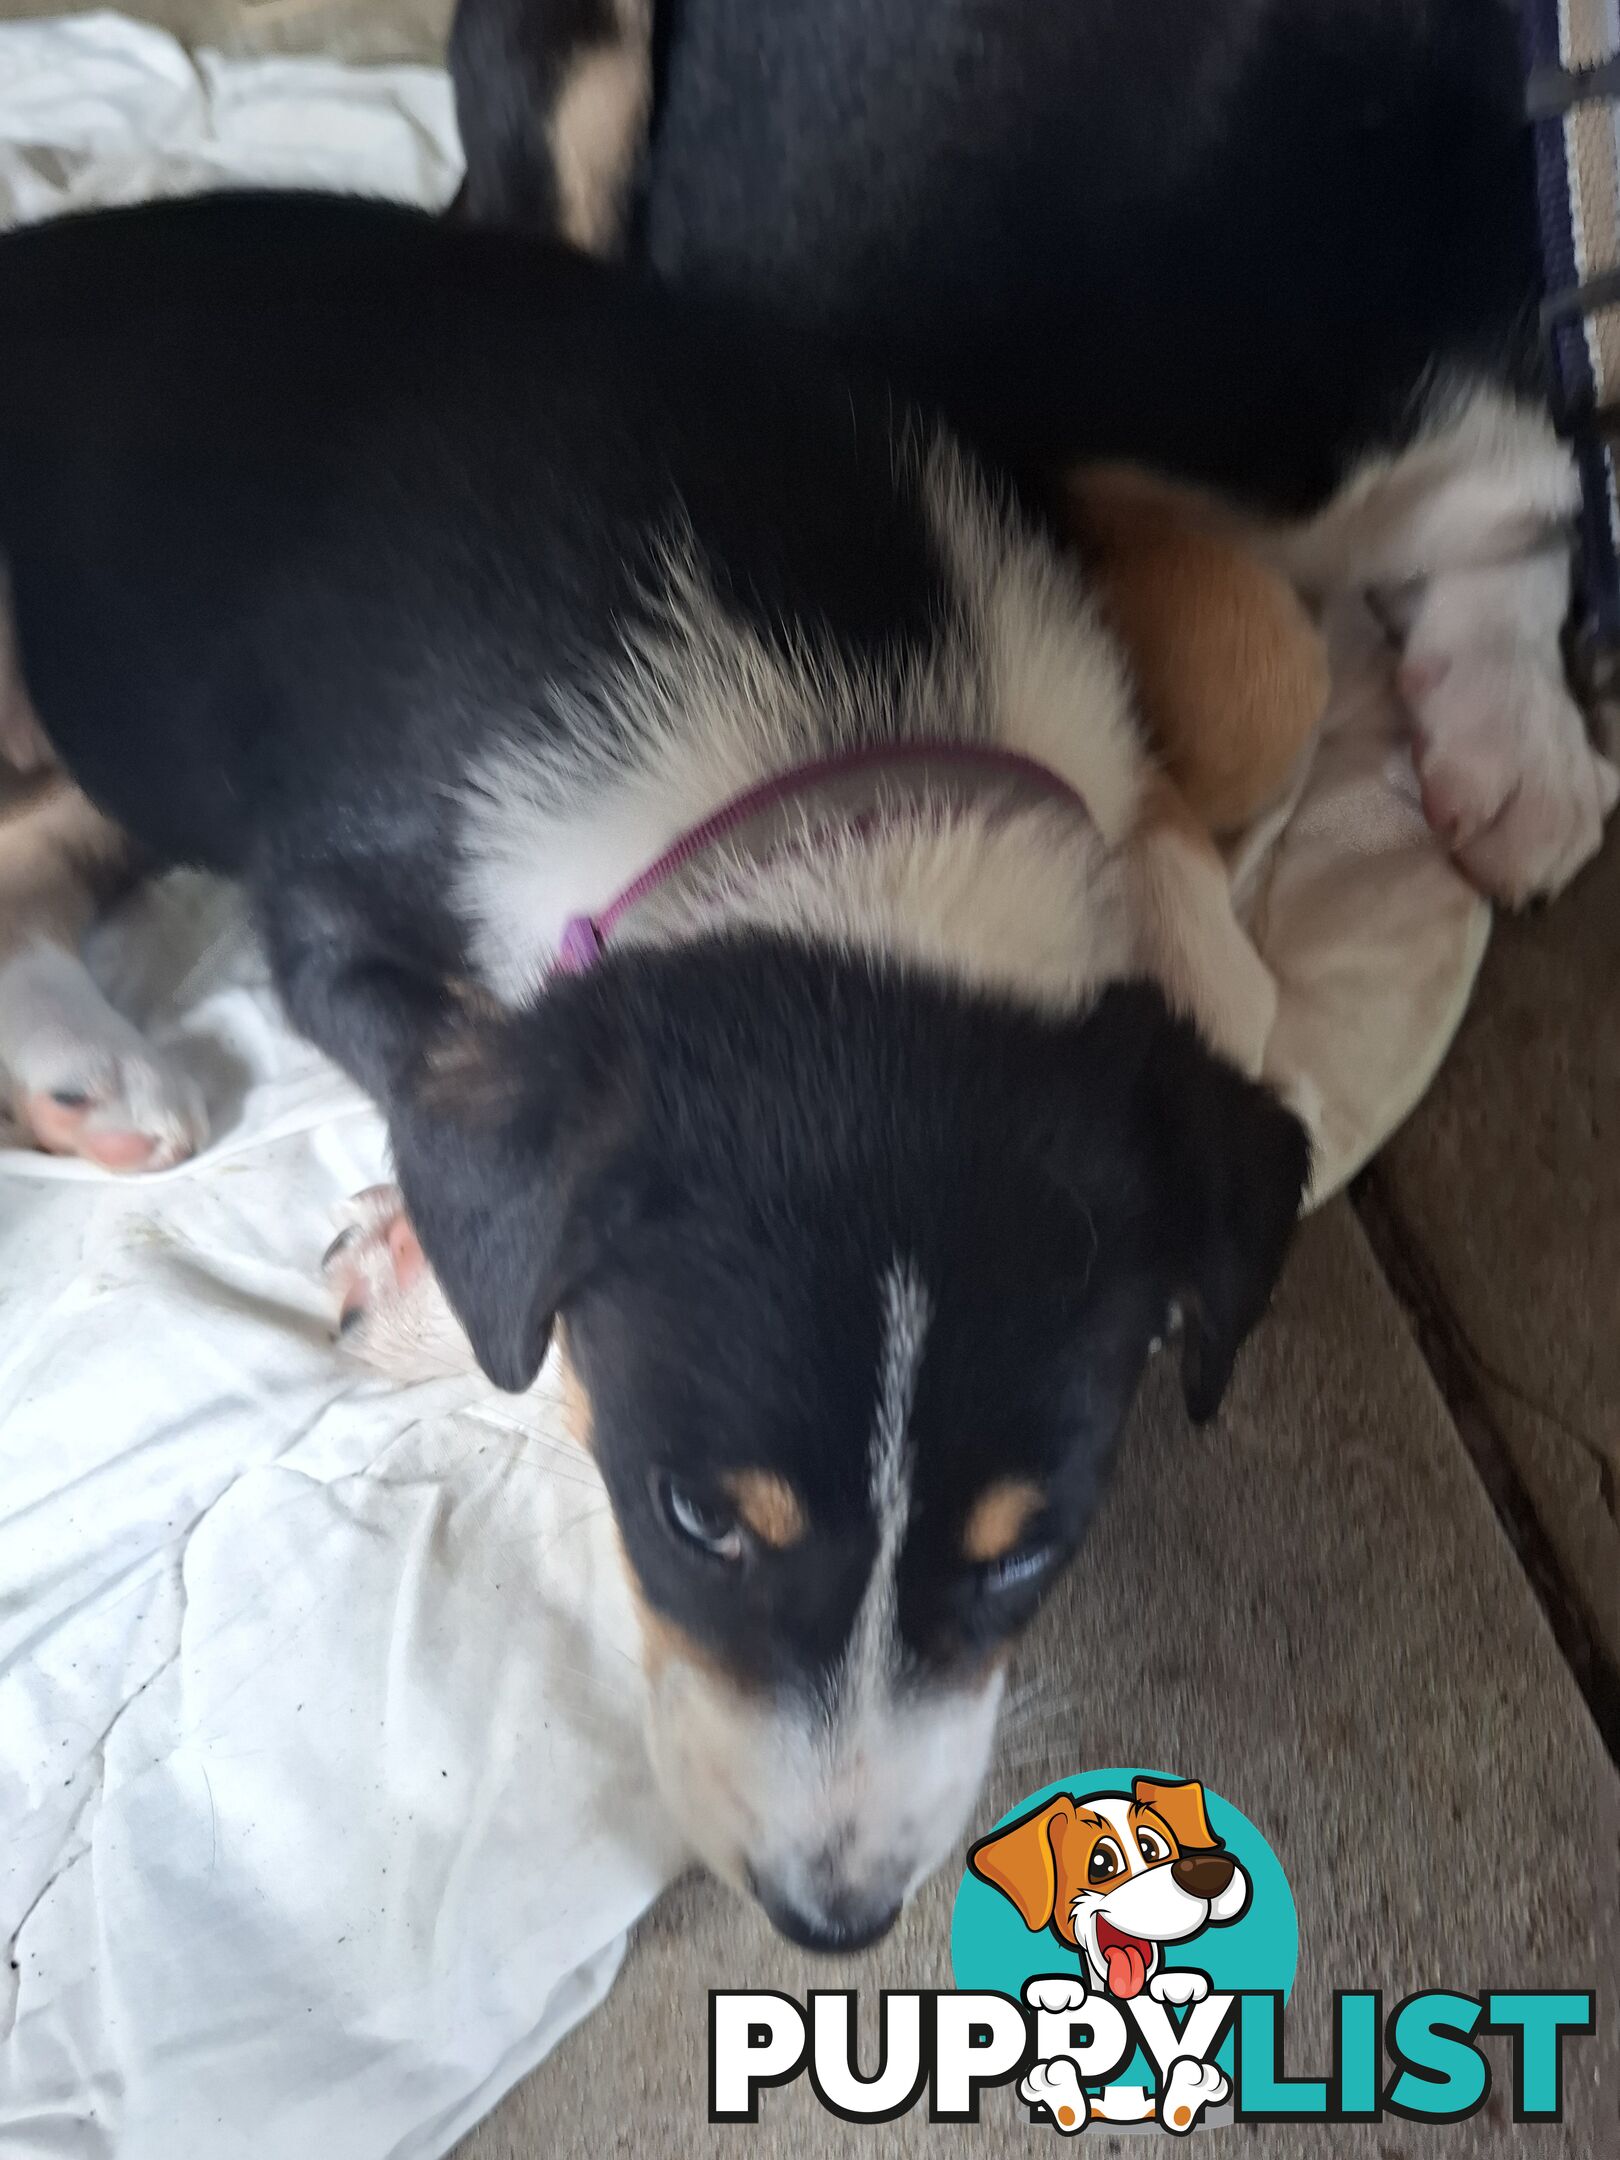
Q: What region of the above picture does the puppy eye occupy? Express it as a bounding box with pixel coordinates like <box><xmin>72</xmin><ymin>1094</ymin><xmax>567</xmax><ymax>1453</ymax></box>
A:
<box><xmin>984</xmin><ymin>1544</ymin><xmax>1053</xmax><ymax>1593</ymax></box>
<box><xmin>1135</xmin><ymin>1828</ymin><xmax>1169</xmax><ymax>1864</ymax></box>
<box><xmin>1088</xmin><ymin>1837</ymin><xmax>1126</xmax><ymax>1883</ymax></box>
<box><xmin>655</xmin><ymin>1473</ymin><xmax>745</xmax><ymax>1563</ymax></box>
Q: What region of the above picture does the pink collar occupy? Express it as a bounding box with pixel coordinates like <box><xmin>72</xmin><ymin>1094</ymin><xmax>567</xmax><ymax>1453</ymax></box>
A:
<box><xmin>554</xmin><ymin>741</ymin><xmax>1090</xmax><ymax>973</ymax></box>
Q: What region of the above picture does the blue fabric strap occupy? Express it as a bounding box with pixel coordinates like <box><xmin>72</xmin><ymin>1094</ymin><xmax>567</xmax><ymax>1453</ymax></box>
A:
<box><xmin>1523</xmin><ymin>0</ymin><xmax>1620</xmax><ymax>646</ymax></box>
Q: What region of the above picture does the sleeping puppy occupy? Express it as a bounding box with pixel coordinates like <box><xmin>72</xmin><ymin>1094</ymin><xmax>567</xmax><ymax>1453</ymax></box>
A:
<box><xmin>450</xmin><ymin>0</ymin><xmax>1620</xmax><ymax>904</ymax></box>
<box><xmin>0</xmin><ymin>195</ymin><xmax>1306</xmax><ymax>1949</ymax></box>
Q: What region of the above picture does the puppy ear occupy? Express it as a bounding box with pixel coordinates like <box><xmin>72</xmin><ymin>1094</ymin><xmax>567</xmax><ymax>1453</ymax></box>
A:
<box><xmin>1133</xmin><ymin>1776</ymin><xmax>1219</xmax><ymax>1853</ymax></box>
<box><xmin>1146</xmin><ymin>1012</ymin><xmax>1310</xmax><ymax>1423</ymax></box>
<box><xmin>968</xmin><ymin>1796</ymin><xmax>1075</xmax><ymax>1933</ymax></box>
<box><xmin>388</xmin><ymin>1003</ymin><xmax>648</xmax><ymax>1393</ymax></box>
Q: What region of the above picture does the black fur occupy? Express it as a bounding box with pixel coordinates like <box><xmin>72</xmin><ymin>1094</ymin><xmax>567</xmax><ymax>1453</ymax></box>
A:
<box><xmin>454</xmin><ymin>0</ymin><xmax>1543</xmax><ymax>510</ymax></box>
<box><xmin>0</xmin><ymin>193</ymin><xmax>1306</xmax><ymax>1823</ymax></box>
<box><xmin>0</xmin><ymin>190</ymin><xmax>942</xmax><ymax>1098</ymax></box>
<box><xmin>413</xmin><ymin>946</ymin><xmax>1307</xmax><ymax>1689</ymax></box>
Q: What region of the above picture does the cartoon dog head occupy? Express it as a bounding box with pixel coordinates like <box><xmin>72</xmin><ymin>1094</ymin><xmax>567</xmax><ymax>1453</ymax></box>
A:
<box><xmin>968</xmin><ymin>1777</ymin><xmax>1250</xmax><ymax>1998</ymax></box>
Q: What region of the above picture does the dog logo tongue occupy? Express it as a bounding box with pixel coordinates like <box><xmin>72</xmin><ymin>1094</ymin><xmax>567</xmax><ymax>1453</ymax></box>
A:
<box><xmin>1097</xmin><ymin>1919</ymin><xmax>1151</xmax><ymax>1999</ymax></box>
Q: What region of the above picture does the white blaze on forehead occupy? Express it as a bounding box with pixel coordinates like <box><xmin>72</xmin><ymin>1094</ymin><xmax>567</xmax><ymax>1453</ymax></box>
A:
<box><xmin>839</xmin><ymin>1258</ymin><xmax>931</xmax><ymax>1711</ymax></box>
<box><xmin>638</xmin><ymin>1257</ymin><xmax>1004</xmax><ymax>1916</ymax></box>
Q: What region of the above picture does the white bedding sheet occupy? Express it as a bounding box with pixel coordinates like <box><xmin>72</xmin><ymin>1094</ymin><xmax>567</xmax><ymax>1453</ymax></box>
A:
<box><xmin>0</xmin><ymin>15</ymin><xmax>1488</xmax><ymax>2157</ymax></box>
<box><xmin>0</xmin><ymin>21</ymin><xmax>685</xmax><ymax>2160</ymax></box>
<box><xmin>0</xmin><ymin>876</ymin><xmax>686</xmax><ymax>2160</ymax></box>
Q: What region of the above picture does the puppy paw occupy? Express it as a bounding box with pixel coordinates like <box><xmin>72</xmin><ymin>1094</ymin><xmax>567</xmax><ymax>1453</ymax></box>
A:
<box><xmin>1149</xmin><ymin>1968</ymin><xmax>1210</xmax><ymax>2008</ymax></box>
<box><xmin>323</xmin><ymin>1183</ymin><xmax>477</xmax><ymax>1380</ymax></box>
<box><xmin>1158</xmin><ymin>2056</ymin><xmax>1229</xmax><ymax>2134</ymax></box>
<box><xmin>1401</xmin><ymin>652</ymin><xmax>1619</xmax><ymax>905</ymax></box>
<box><xmin>1019</xmin><ymin>2058</ymin><xmax>1091</xmax><ymax>2133</ymax></box>
<box><xmin>1</xmin><ymin>946</ymin><xmax>205</xmax><ymax>1170</ymax></box>
<box><xmin>1023</xmin><ymin>1975</ymin><xmax>1091</xmax><ymax>2014</ymax></box>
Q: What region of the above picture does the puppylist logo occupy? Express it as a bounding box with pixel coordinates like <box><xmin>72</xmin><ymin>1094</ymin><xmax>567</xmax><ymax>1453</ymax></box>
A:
<box><xmin>710</xmin><ymin>1768</ymin><xmax>1595</xmax><ymax>2133</ymax></box>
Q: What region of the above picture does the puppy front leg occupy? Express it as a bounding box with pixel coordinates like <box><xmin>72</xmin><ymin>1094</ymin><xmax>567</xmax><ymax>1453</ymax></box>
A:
<box><xmin>256</xmin><ymin>862</ymin><xmax>469</xmax><ymax>1105</ymax></box>
<box><xmin>0</xmin><ymin>769</ymin><xmax>205</xmax><ymax>1169</ymax></box>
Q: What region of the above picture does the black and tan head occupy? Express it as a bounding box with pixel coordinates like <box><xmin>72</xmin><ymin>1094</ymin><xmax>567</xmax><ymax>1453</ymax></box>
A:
<box><xmin>391</xmin><ymin>936</ymin><xmax>1307</xmax><ymax>1950</ymax></box>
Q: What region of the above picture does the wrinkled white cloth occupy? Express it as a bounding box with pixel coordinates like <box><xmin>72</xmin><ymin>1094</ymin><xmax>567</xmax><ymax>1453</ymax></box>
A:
<box><xmin>0</xmin><ymin>875</ymin><xmax>687</xmax><ymax>2160</ymax></box>
<box><xmin>0</xmin><ymin>14</ymin><xmax>1488</xmax><ymax>2159</ymax></box>
<box><xmin>1237</xmin><ymin>596</ymin><xmax>1489</xmax><ymax>1204</ymax></box>
<box><xmin>0</xmin><ymin>19</ymin><xmax>686</xmax><ymax>2160</ymax></box>
<box><xmin>0</xmin><ymin>9</ymin><xmax>461</xmax><ymax>217</ymax></box>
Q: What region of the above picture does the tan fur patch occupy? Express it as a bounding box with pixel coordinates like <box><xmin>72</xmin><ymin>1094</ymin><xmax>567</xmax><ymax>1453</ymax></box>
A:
<box><xmin>417</xmin><ymin>1014</ymin><xmax>519</xmax><ymax>1121</ymax></box>
<box><xmin>1067</xmin><ymin>462</ymin><xmax>1327</xmax><ymax>836</ymax></box>
<box><xmin>0</xmin><ymin>575</ymin><xmax>54</xmax><ymax>775</ymax></box>
<box><xmin>721</xmin><ymin>1468</ymin><xmax>807</xmax><ymax>1550</ymax></box>
<box><xmin>549</xmin><ymin>7</ymin><xmax>652</xmax><ymax>254</ymax></box>
<box><xmin>962</xmin><ymin>1477</ymin><xmax>1043</xmax><ymax>1563</ymax></box>
<box><xmin>0</xmin><ymin>683</ymin><xmax>51</xmax><ymax>775</ymax></box>
<box><xmin>0</xmin><ymin>773</ymin><xmax>135</xmax><ymax>959</ymax></box>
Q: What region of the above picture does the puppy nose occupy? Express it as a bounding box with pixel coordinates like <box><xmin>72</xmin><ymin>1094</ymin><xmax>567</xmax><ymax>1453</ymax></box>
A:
<box><xmin>1171</xmin><ymin>1852</ymin><xmax>1235</xmax><ymax>1898</ymax></box>
<box><xmin>751</xmin><ymin>1877</ymin><xmax>903</xmax><ymax>1954</ymax></box>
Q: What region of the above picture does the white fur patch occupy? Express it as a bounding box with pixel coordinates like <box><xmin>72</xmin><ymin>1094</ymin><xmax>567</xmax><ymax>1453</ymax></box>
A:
<box><xmin>458</xmin><ymin>436</ymin><xmax>1144</xmax><ymax>1014</ymax></box>
<box><xmin>642</xmin><ymin>1640</ymin><xmax>1004</xmax><ymax>1934</ymax></box>
<box><xmin>1267</xmin><ymin>377</ymin><xmax>1581</xmax><ymax>593</ymax></box>
<box><xmin>838</xmin><ymin>1258</ymin><xmax>929</xmax><ymax>1718</ymax></box>
<box><xmin>1148</xmin><ymin>377</ymin><xmax>1614</xmax><ymax>902</ymax></box>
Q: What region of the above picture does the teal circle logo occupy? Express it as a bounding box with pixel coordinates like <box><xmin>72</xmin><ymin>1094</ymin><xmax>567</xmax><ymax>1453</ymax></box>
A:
<box><xmin>951</xmin><ymin>1768</ymin><xmax>1296</xmax><ymax>2122</ymax></box>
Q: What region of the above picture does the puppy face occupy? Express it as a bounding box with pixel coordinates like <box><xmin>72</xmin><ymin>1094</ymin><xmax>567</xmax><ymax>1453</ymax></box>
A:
<box><xmin>392</xmin><ymin>944</ymin><xmax>1307</xmax><ymax>1949</ymax></box>
<box><xmin>969</xmin><ymin>1777</ymin><xmax>1252</xmax><ymax>1997</ymax></box>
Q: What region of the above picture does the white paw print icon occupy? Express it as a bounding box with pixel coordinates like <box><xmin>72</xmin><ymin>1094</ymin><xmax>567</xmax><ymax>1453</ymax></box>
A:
<box><xmin>1022</xmin><ymin>1975</ymin><xmax>1090</xmax><ymax>2014</ymax></box>
<box><xmin>1158</xmin><ymin>2057</ymin><xmax>1230</xmax><ymax>2135</ymax></box>
<box><xmin>1019</xmin><ymin>2057</ymin><xmax>1090</xmax><ymax>2134</ymax></box>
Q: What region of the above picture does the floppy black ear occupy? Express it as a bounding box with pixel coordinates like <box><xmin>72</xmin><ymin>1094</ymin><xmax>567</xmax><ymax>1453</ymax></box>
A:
<box><xmin>1146</xmin><ymin>1012</ymin><xmax>1311</xmax><ymax>1423</ymax></box>
<box><xmin>387</xmin><ymin>1006</ymin><xmax>648</xmax><ymax>1392</ymax></box>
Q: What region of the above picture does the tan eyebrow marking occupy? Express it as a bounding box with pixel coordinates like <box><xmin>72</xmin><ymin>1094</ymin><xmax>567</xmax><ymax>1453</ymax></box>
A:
<box><xmin>962</xmin><ymin>1478</ymin><xmax>1044</xmax><ymax>1563</ymax></box>
<box><xmin>721</xmin><ymin>1468</ymin><xmax>808</xmax><ymax>1549</ymax></box>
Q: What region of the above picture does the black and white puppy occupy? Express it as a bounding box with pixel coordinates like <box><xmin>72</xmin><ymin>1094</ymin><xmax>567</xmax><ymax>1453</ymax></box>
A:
<box><xmin>0</xmin><ymin>197</ymin><xmax>1306</xmax><ymax>1949</ymax></box>
<box><xmin>451</xmin><ymin>0</ymin><xmax>1620</xmax><ymax>902</ymax></box>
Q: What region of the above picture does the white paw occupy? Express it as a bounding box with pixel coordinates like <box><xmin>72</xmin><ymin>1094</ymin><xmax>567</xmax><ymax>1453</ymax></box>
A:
<box><xmin>1149</xmin><ymin>1968</ymin><xmax>1210</xmax><ymax>2007</ymax></box>
<box><xmin>1019</xmin><ymin>2058</ymin><xmax>1090</xmax><ymax>2133</ymax></box>
<box><xmin>1401</xmin><ymin>651</ymin><xmax>1618</xmax><ymax>905</ymax></box>
<box><xmin>1024</xmin><ymin>1975</ymin><xmax>1091</xmax><ymax>2014</ymax></box>
<box><xmin>1158</xmin><ymin>2056</ymin><xmax>1229</xmax><ymax>2134</ymax></box>
<box><xmin>0</xmin><ymin>943</ymin><xmax>205</xmax><ymax>1171</ymax></box>
<box><xmin>322</xmin><ymin>1183</ymin><xmax>476</xmax><ymax>1380</ymax></box>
